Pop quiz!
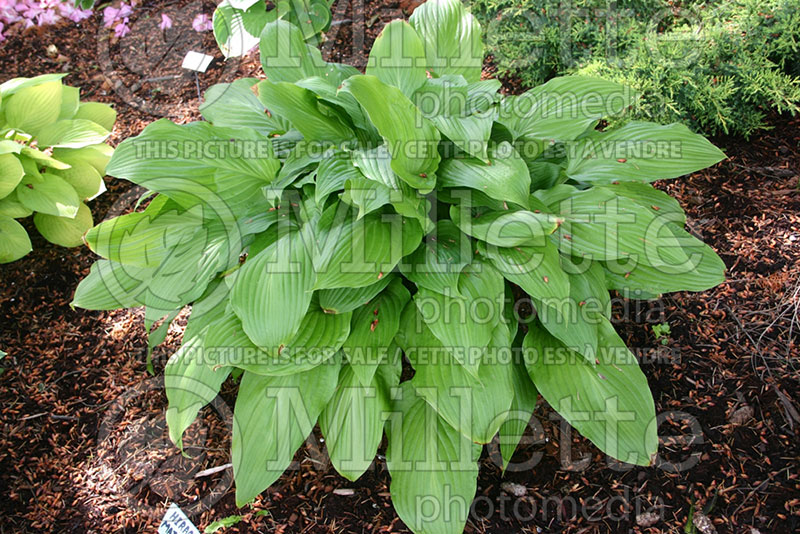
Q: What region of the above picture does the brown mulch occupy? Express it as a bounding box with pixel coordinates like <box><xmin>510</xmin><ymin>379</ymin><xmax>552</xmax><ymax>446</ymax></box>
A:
<box><xmin>1</xmin><ymin>1</ymin><xmax>799</xmax><ymax>533</ymax></box>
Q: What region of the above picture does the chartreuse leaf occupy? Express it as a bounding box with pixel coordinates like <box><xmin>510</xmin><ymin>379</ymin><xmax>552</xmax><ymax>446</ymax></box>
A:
<box><xmin>73</xmin><ymin>102</ymin><xmax>117</xmax><ymax>132</ymax></box>
<box><xmin>412</xmin><ymin>258</ymin><xmax>504</xmax><ymax>377</ymax></box>
<box><xmin>53</xmin><ymin>161</ymin><xmax>105</xmax><ymax>200</ymax></box>
<box><xmin>36</xmin><ymin>119</ymin><xmax>110</xmax><ymax>148</ymax></box>
<box><xmin>106</xmin><ymin>120</ymin><xmax>280</xmax><ymax>213</ymax></box>
<box><xmin>201</xmin><ymin>79</ymin><xmax>288</xmax><ymax>135</ymax></box>
<box><xmin>341</xmin><ymin>278</ymin><xmax>410</xmax><ymax>386</ymax></box>
<box><xmin>401</xmin><ymin>220</ymin><xmax>472</xmax><ymax>295</ymax></box>
<box><xmin>255</xmin><ymin>80</ymin><xmax>355</xmax><ymax>143</ymax></box>
<box><xmin>59</xmin><ymin>85</ymin><xmax>80</xmax><ymax>119</ymax></box>
<box><xmin>34</xmin><ymin>202</ymin><xmax>93</xmax><ymax>247</ymax></box>
<box><xmin>523</xmin><ymin>320</ymin><xmax>658</xmax><ymax>466</ymax></box>
<box><xmin>0</xmin><ymin>190</ymin><xmax>33</xmax><ymax>218</ymax></box>
<box><xmin>317</xmin><ymin>271</ymin><xmax>394</xmax><ymax>313</ymax></box>
<box><xmin>17</xmin><ymin>170</ymin><xmax>81</xmax><ymax>218</ymax></box>
<box><xmin>343</xmin><ymin>75</ymin><xmax>441</xmax><ymax>193</ymax></box>
<box><xmin>53</xmin><ymin>144</ymin><xmax>113</xmax><ymax>176</ymax></box>
<box><xmin>4</xmin><ymin>80</ymin><xmax>62</xmax><ymax>135</ymax></box>
<box><xmin>437</xmin><ymin>142</ymin><xmax>530</xmax><ymax>209</ymax></box>
<box><xmin>0</xmin><ymin>215</ymin><xmax>32</xmax><ymax>263</ymax></box>
<box><xmin>232</xmin><ymin>355</ymin><xmax>341</xmax><ymax>506</ymax></box>
<box><xmin>498</xmin><ymin>76</ymin><xmax>634</xmax><ymax>143</ymax></box>
<box><xmin>565</xmin><ymin>121</ymin><xmax>726</xmax><ymax>184</ymax></box>
<box><xmin>0</xmin><ymin>153</ymin><xmax>24</xmax><ymax>199</ymax></box>
<box><xmin>386</xmin><ymin>382</ymin><xmax>480</xmax><ymax>534</ymax></box>
<box><xmin>498</xmin><ymin>360</ymin><xmax>538</xmax><ymax>471</ymax></box>
<box><xmin>407</xmin><ymin>320</ymin><xmax>515</xmax><ymax>443</ymax></box>
<box><xmin>408</xmin><ymin>0</ymin><xmax>483</xmax><ymax>83</ymax></box>
<box><xmin>319</xmin><ymin>346</ymin><xmax>401</xmax><ymax>481</ymax></box>
<box><xmin>166</xmin><ymin>283</ymin><xmax>232</xmax><ymax>449</ymax></box>
<box><xmin>366</xmin><ymin>20</ymin><xmax>427</xmax><ymax>98</ymax></box>
<box><xmin>230</xmin><ymin>224</ymin><xmax>316</xmax><ymax>350</ymax></box>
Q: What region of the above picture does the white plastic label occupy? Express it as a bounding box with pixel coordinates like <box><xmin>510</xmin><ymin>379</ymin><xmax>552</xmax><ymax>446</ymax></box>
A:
<box><xmin>158</xmin><ymin>503</ymin><xmax>200</xmax><ymax>534</ymax></box>
<box><xmin>182</xmin><ymin>51</ymin><xmax>214</xmax><ymax>73</ymax></box>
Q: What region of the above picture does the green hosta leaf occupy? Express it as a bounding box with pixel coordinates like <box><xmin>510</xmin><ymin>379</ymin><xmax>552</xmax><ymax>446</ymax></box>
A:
<box><xmin>415</xmin><ymin>77</ymin><xmax>498</xmax><ymax>162</ymax></box>
<box><xmin>401</xmin><ymin>220</ymin><xmax>472</xmax><ymax>295</ymax></box>
<box><xmin>603</xmin><ymin>181</ymin><xmax>686</xmax><ymax>226</ymax></box>
<box><xmin>73</xmin><ymin>102</ymin><xmax>117</xmax><ymax>131</ymax></box>
<box><xmin>319</xmin><ymin>349</ymin><xmax>401</xmax><ymax>480</ymax></box>
<box><xmin>480</xmin><ymin>238</ymin><xmax>569</xmax><ymax>303</ymax></box>
<box><xmin>366</xmin><ymin>20</ymin><xmax>427</xmax><ymax>98</ymax></box>
<box><xmin>34</xmin><ymin>201</ymin><xmax>93</xmax><ymax>247</ymax></box>
<box><xmin>0</xmin><ymin>190</ymin><xmax>33</xmax><ymax>218</ymax></box>
<box><xmin>565</xmin><ymin>121</ymin><xmax>726</xmax><ymax>184</ymax></box>
<box><xmin>341</xmin><ymin>278</ymin><xmax>410</xmax><ymax>385</ymax></box>
<box><xmin>386</xmin><ymin>382</ymin><xmax>480</xmax><ymax>534</ymax></box>
<box><xmin>523</xmin><ymin>320</ymin><xmax>658</xmax><ymax>466</ymax></box>
<box><xmin>408</xmin><ymin>0</ymin><xmax>483</xmax><ymax>82</ymax></box>
<box><xmin>71</xmin><ymin>259</ymin><xmax>149</xmax><ymax>310</ymax></box>
<box><xmin>342</xmin><ymin>175</ymin><xmax>391</xmax><ymax>218</ymax></box>
<box><xmin>498</xmin><ymin>76</ymin><xmax>634</xmax><ymax>143</ymax></box>
<box><xmin>53</xmin><ymin>161</ymin><xmax>105</xmax><ymax>200</ymax></box>
<box><xmin>166</xmin><ymin>286</ymin><xmax>231</xmax><ymax>448</ymax></box>
<box><xmin>603</xmin><ymin>223</ymin><xmax>726</xmax><ymax>294</ymax></box>
<box><xmin>36</xmin><ymin>119</ymin><xmax>110</xmax><ymax>148</ymax></box>
<box><xmin>255</xmin><ymin>81</ymin><xmax>355</xmax><ymax>143</ymax></box>
<box><xmin>230</xmin><ymin>225</ymin><xmax>316</xmax><ymax>350</ymax></box>
<box><xmin>318</xmin><ymin>274</ymin><xmax>394</xmax><ymax>314</ymax></box>
<box><xmin>20</xmin><ymin>146</ymin><xmax>71</xmax><ymax>170</ymax></box>
<box><xmin>0</xmin><ymin>215</ymin><xmax>32</xmax><ymax>263</ymax></box>
<box><xmin>259</xmin><ymin>19</ymin><xmax>353</xmax><ymax>85</ymax></box>
<box><xmin>412</xmin><ymin>258</ymin><xmax>504</xmax><ymax>376</ymax></box>
<box><xmin>106</xmin><ymin>120</ymin><xmax>280</xmax><ymax>213</ymax></box>
<box><xmin>315</xmin><ymin>150</ymin><xmax>364</xmax><ymax>202</ymax></box>
<box><xmin>202</xmin><ymin>79</ymin><xmax>288</xmax><ymax>136</ymax></box>
<box><xmin>343</xmin><ymin>75</ymin><xmax>440</xmax><ymax>193</ymax></box>
<box><xmin>59</xmin><ymin>85</ymin><xmax>80</xmax><ymax>119</ymax></box>
<box><xmin>4</xmin><ymin>80</ymin><xmax>62</xmax><ymax>135</ymax></box>
<box><xmin>53</xmin><ymin>144</ymin><xmax>113</xmax><ymax>176</ymax></box>
<box><xmin>314</xmin><ymin>206</ymin><xmax>423</xmax><ymax>289</ymax></box>
<box><xmin>498</xmin><ymin>360</ymin><xmax>538</xmax><ymax>471</ymax></box>
<box><xmin>450</xmin><ymin>203</ymin><xmax>559</xmax><ymax>248</ymax></box>
<box><xmin>17</xmin><ymin>172</ymin><xmax>80</xmax><ymax>218</ymax></box>
<box><xmin>547</xmin><ymin>186</ymin><xmax>690</xmax><ymax>267</ymax></box>
<box><xmin>408</xmin><ymin>321</ymin><xmax>515</xmax><ymax>443</ymax></box>
<box><xmin>437</xmin><ymin>142</ymin><xmax>530</xmax><ymax>209</ymax></box>
<box><xmin>0</xmin><ymin>153</ymin><xmax>24</xmax><ymax>199</ymax></box>
<box><xmin>232</xmin><ymin>356</ymin><xmax>341</xmax><ymax>506</ymax></box>
<box><xmin>214</xmin><ymin>0</ymin><xmax>270</xmax><ymax>58</ymax></box>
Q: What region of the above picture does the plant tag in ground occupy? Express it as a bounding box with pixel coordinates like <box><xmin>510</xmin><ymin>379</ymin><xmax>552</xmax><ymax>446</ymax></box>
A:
<box><xmin>182</xmin><ymin>51</ymin><xmax>214</xmax><ymax>73</ymax></box>
<box><xmin>158</xmin><ymin>504</ymin><xmax>200</xmax><ymax>534</ymax></box>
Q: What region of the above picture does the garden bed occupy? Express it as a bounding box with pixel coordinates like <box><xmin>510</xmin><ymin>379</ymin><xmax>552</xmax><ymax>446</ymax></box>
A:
<box><xmin>0</xmin><ymin>2</ymin><xmax>798</xmax><ymax>533</ymax></box>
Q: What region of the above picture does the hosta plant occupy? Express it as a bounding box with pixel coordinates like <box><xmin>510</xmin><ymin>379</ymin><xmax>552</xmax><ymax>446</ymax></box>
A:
<box><xmin>0</xmin><ymin>74</ymin><xmax>115</xmax><ymax>263</ymax></box>
<box><xmin>73</xmin><ymin>1</ymin><xmax>725</xmax><ymax>532</ymax></box>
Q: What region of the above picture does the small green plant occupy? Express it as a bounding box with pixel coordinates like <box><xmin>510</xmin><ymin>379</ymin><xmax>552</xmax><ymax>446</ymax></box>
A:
<box><xmin>0</xmin><ymin>74</ymin><xmax>115</xmax><ymax>263</ymax></box>
<box><xmin>652</xmin><ymin>322</ymin><xmax>671</xmax><ymax>345</ymax></box>
<box><xmin>73</xmin><ymin>1</ymin><xmax>725</xmax><ymax>532</ymax></box>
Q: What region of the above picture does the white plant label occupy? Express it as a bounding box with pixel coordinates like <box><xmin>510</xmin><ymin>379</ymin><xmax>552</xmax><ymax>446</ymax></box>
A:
<box><xmin>158</xmin><ymin>503</ymin><xmax>200</xmax><ymax>534</ymax></box>
<box><xmin>182</xmin><ymin>51</ymin><xmax>214</xmax><ymax>73</ymax></box>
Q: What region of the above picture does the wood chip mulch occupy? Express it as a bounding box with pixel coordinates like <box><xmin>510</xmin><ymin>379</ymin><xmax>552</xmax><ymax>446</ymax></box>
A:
<box><xmin>1</xmin><ymin>1</ymin><xmax>798</xmax><ymax>533</ymax></box>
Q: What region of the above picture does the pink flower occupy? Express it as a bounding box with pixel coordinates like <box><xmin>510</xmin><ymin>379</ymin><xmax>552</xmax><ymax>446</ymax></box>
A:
<box><xmin>103</xmin><ymin>5</ymin><xmax>119</xmax><ymax>27</ymax></box>
<box><xmin>0</xmin><ymin>22</ymin><xmax>4</xmax><ymax>42</ymax></box>
<box><xmin>114</xmin><ymin>17</ymin><xmax>130</xmax><ymax>38</ymax></box>
<box><xmin>159</xmin><ymin>13</ymin><xmax>171</xmax><ymax>30</ymax></box>
<box><xmin>36</xmin><ymin>8</ymin><xmax>57</xmax><ymax>26</ymax></box>
<box><xmin>117</xmin><ymin>2</ymin><xmax>132</xmax><ymax>18</ymax></box>
<box><xmin>192</xmin><ymin>13</ymin><xmax>212</xmax><ymax>32</ymax></box>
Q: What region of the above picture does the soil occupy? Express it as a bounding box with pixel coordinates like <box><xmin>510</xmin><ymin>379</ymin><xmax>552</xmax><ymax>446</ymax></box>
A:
<box><xmin>0</xmin><ymin>2</ymin><xmax>798</xmax><ymax>534</ymax></box>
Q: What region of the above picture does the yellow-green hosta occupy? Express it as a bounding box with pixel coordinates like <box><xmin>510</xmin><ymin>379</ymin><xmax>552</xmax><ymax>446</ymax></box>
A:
<box><xmin>0</xmin><ymin>74</ymin><xmax>115</xmax><ymax>263</ymax></box>
<box><xmin>73</xmin><ymin>1</ymin><xmax>726</xmax><ymax>533</ymax></box>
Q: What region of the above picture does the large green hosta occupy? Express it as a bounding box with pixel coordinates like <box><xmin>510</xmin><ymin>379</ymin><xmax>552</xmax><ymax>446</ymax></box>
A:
<box><xmin>73</xmin><ymin>1</ymin><xmax>725</xmax><ymax>532</ymax></box>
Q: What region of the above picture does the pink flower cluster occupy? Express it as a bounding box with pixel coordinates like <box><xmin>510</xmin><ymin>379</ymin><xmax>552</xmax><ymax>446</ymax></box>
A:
<box><xmin>0</xmin><ymin>0</ymin><xmax>92</xmax><ymax>41</ymax></box>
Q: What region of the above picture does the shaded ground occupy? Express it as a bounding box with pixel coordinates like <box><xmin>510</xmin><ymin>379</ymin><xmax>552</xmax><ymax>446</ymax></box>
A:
<box><xmin>1</xmin><ymin>2</ymin><xmax>799</xmax><ymax>533</ymax></box>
